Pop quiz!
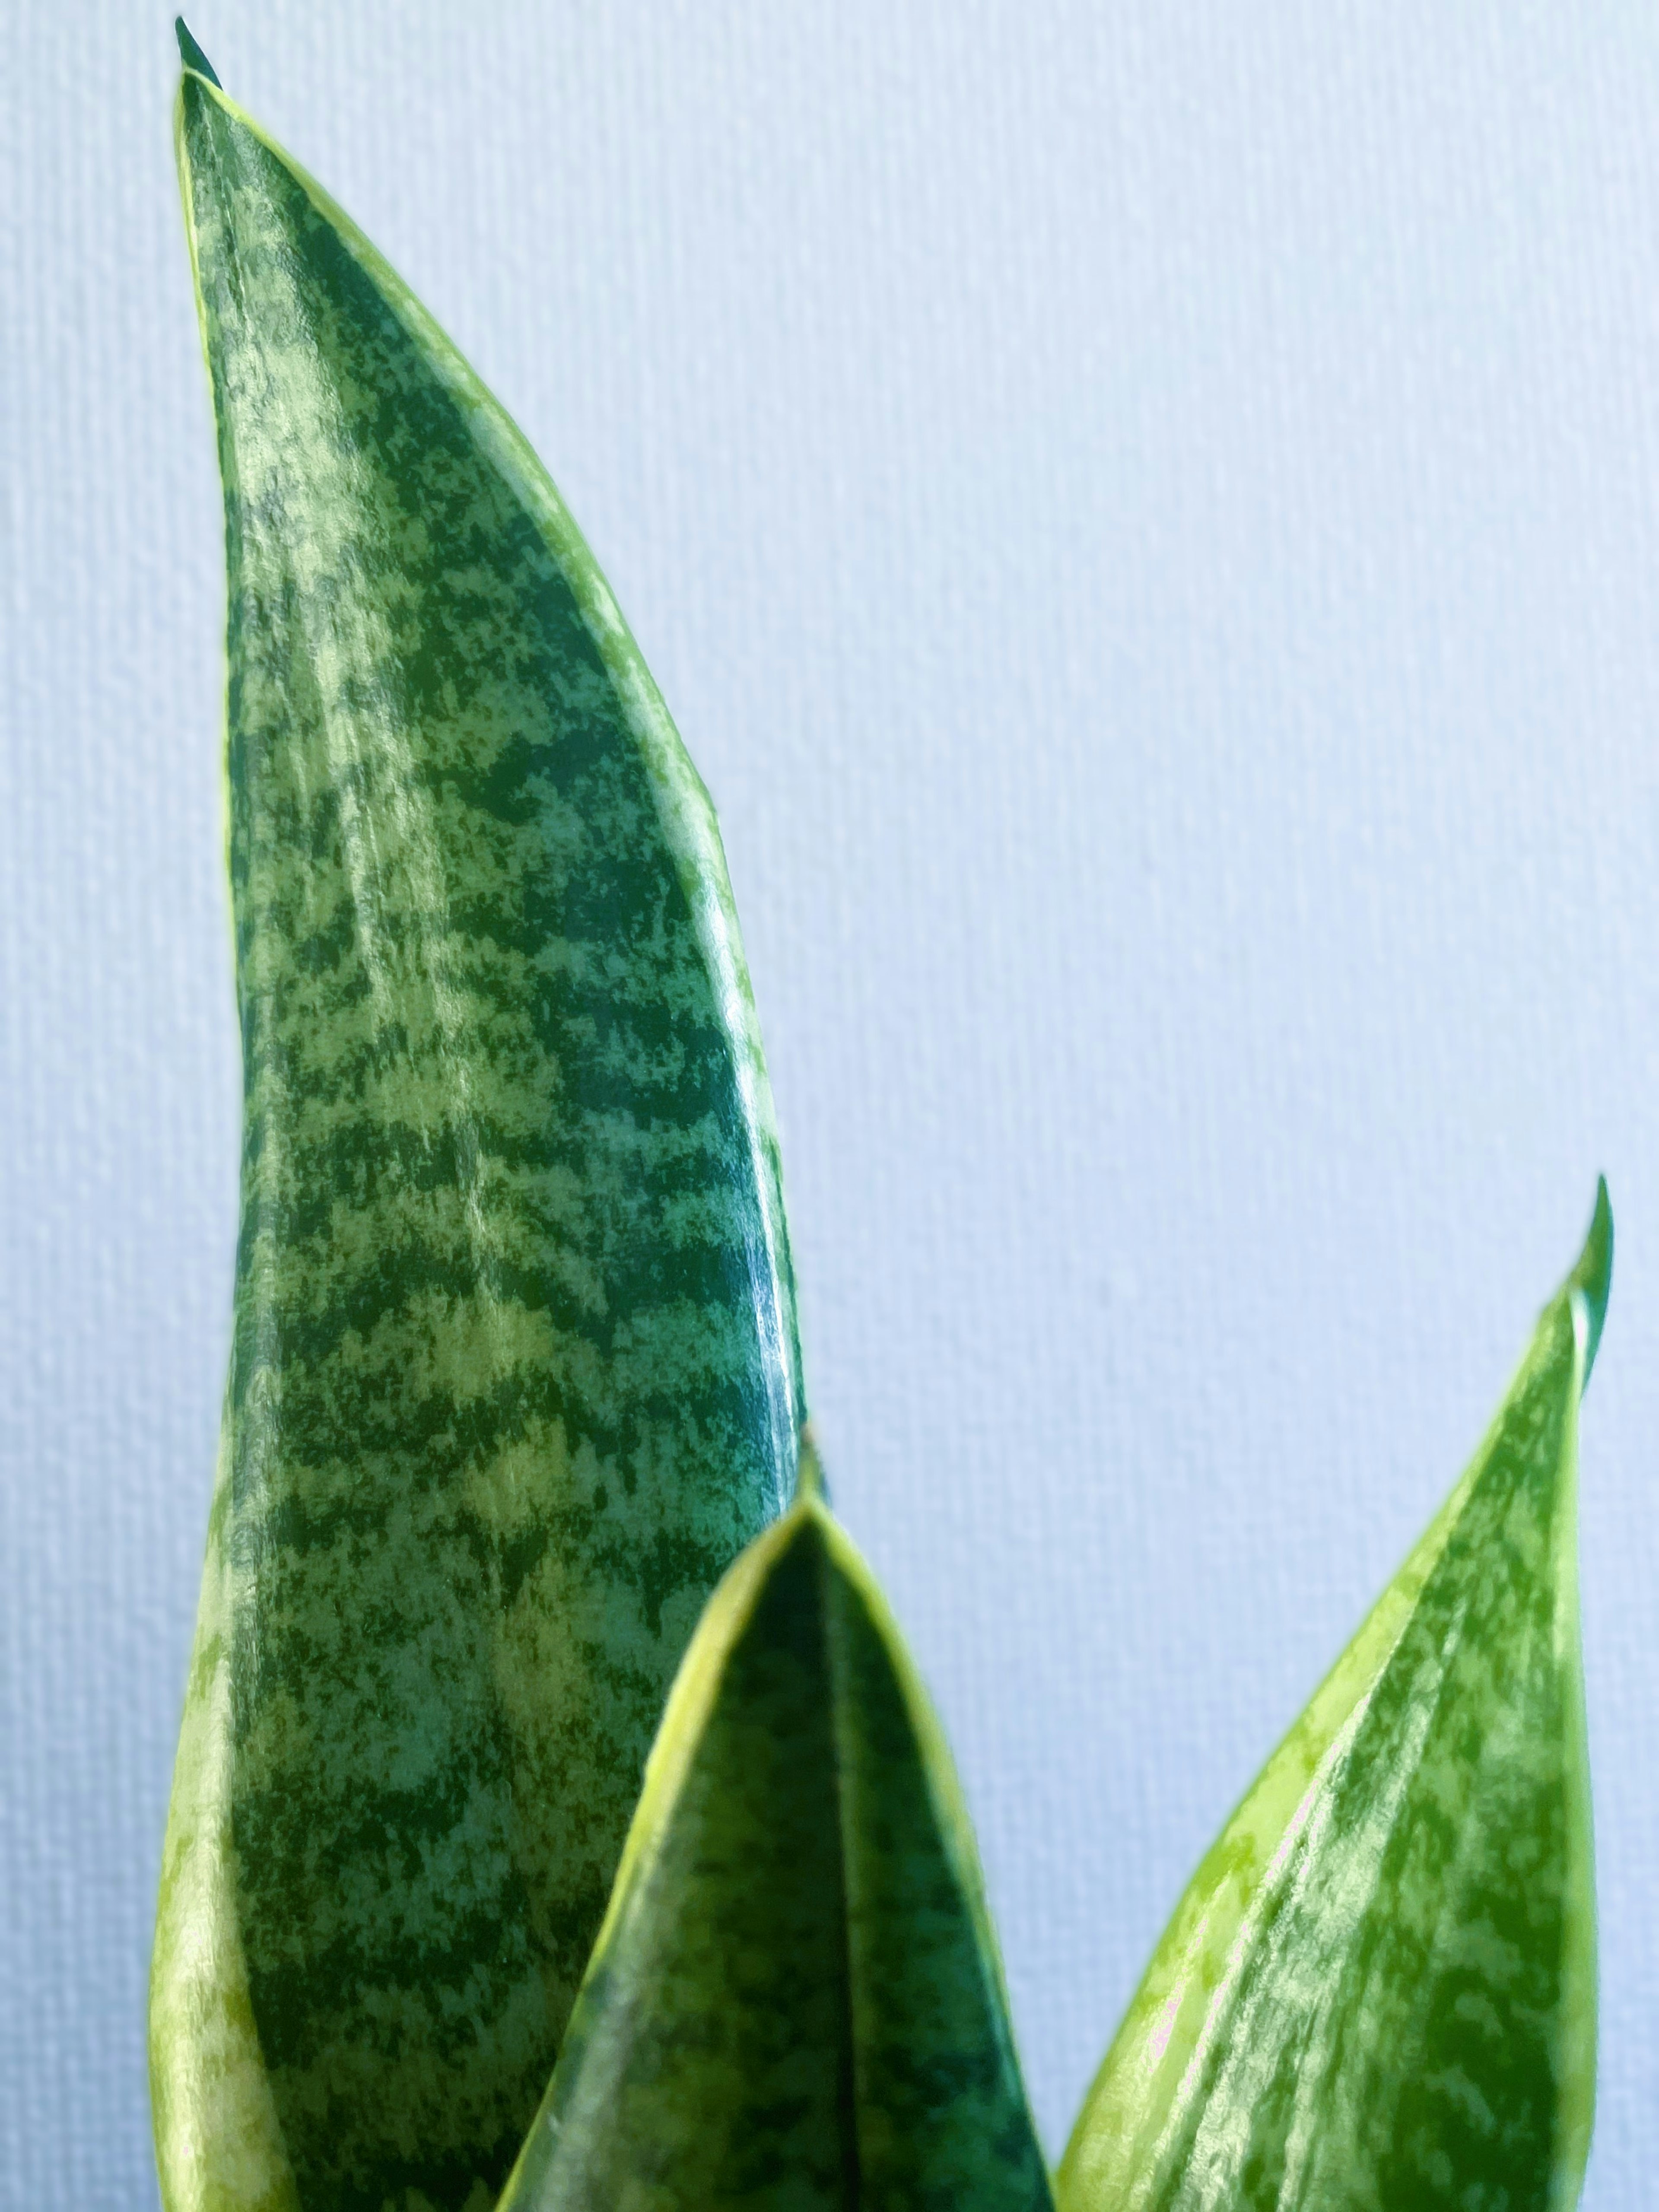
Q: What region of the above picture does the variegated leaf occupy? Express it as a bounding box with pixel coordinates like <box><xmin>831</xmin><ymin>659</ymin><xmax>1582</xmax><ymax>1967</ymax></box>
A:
<box><xmin>497</xmin><ymin>1446</ymin><xmax>1054</xmax><ymax>2212</ymax></box>
<box><xmin>151</xmin><ymin>26</ymin><xmax>804</xmax><ymax>2212</ymax></box>
<box><xmin>1058</xmin><ymin>1185</ymin><xmax>1609</xmax><ymax>2212</ymax></box>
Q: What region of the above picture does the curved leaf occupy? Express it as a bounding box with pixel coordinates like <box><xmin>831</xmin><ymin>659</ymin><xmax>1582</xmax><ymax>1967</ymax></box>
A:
<box><xmin>151</xmin><ymin>26</ymin><xmax>804</xmax><ymax>2212</ymax></box>
<box><xmin>1058</xmin><ymin>1184</ymin><xmax>1609</xmax><ymax>2212</ymax></box>
<box><xmin>498</xmin><ymin>1447</ymin><xmax>1054</xmax><ymax>2212</ymax></box>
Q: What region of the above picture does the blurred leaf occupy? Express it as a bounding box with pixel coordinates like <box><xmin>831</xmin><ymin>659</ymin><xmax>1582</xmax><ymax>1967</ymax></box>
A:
<box><xmin>152</xmin><ymin>26</ymin><xmax>804</xmax><ymax>2212</ymax></box>
<box><xmin>498</xmin><ymin>1446</ymin><xmax>1054</xmax><ymax>2212</ymax></box>
<box><xmin>1058</xmin><ymin>1184</ymin><xmax>1609</xmax><ymax>2212</ymax></box>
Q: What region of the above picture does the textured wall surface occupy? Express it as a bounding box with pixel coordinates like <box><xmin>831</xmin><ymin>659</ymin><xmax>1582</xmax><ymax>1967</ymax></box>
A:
<box><xmin>3</xmin><ymin>5</ymin><xmax>1657</xmax><ymax>2204</ymax></box>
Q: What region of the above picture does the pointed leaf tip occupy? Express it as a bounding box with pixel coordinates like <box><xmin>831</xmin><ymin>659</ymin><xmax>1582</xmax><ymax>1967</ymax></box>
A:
<box><xmin>794</xmin><ymin>1427</ymin><xmax>829</xmax><ymax>1505</ymax></box>
<box><xmin>1570</xmin><ymin>1175</ymin><xmax>1612</xmax><ymax>1389</ymax></box>
<box><xmin>175</xmin><ymin>18</ymin><xmax>220</xmax><ymax>86</ymax></box>
<box><xmin>1058</xmin><ymin>1210</ymin><xmax>1602</xmax><ymax>2212</ymax></box>
<box><xmin>498</xmin><ymin>1491</ymin><xmax>1051</xmax><ymax>2210</ymax></box>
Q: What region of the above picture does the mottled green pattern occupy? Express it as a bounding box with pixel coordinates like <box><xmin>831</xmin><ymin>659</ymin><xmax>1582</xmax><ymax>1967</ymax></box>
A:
<box><xmin>152</xmin><ymin>41</ymin><xmax>803</xmax><ymax>2212</ymax></box>
<box><xmin>1059</xmin><ymin>1188</ymin><xmax>1608</xmax><ymax>2212</ymax></box>
<box><xmin>500</xmin><ymin>1454</ymin><xmax>1054</xmax><ymax>2212</ymax></box>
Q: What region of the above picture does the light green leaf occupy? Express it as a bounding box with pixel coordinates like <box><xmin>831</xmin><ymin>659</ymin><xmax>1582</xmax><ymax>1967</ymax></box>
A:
<box><xmin>152</xmin><ymin>25</ymin><xmax>804</xmax><ymax>2212</ymax></box>
<box><xmin>496</xmin><ymin>1446</ymin><xmax>1055</xmax><ymax>2212</ymax></box>
<box><xmin>1059</xmin><ymin>1183</ymin><xmax>1609</xmax><ymax>2212</ymax></box>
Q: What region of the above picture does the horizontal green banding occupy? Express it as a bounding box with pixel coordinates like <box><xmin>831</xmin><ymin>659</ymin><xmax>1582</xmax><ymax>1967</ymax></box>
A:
<box><xmin>153</xmin><ymin>58</ymin><xmax>803</xmax><ymax>2212</ymax></box>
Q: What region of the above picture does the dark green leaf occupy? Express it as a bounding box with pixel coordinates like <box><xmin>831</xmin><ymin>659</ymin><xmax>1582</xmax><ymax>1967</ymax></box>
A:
<box><xmin>152</xmin><ymin>39</ymin><xmax>804</xmax><ymax>2212</ymax></box>
<box><xmin>498</xmin><ymin>1448</ymin><xmax>1055</xmax><ymax>2212</ymax></box>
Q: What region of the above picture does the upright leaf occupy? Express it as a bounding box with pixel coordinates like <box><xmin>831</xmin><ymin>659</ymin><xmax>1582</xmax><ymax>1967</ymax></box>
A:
<box><xmin>1059</xmin><ymin>1185</ymin><xmax>1609</xmax><ymax>2212</ymax></box>
<box><xmin>152</xmin><ymin>28</ymin><xmax>804</xmax><ymax>2212</ymax></box>
<box><xmin>498</xmin><ymin>1448</ymin><xmax>1055</xmax><ymax>2212</ymax></box>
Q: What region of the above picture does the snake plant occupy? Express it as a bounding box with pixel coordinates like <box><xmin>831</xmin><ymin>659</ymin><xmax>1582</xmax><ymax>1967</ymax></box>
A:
<box><xmin>153</xmin><ymin>25</ymin><xmax>1608</xmax><ymax>2212</ymax></box>
<box><xmin>154</xmin><ymin>25</ymin><xmax>801</xmax><ymax>2212</ymax></box>
<box><xmin>1058</xmin><ymin>1184</ymin><xmax>1607</xmax><ymax>2212</ymax></box>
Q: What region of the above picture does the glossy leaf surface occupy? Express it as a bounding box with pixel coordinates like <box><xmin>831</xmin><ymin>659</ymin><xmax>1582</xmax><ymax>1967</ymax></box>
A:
<box><xmin>152</xmin><ymin>31</ymin><xmax>804</xmax><ymax>2212</ymax></box>
<box><xmin>1059</xmin><ymin>1186</ymin><xmax>1609</xmax><ymax>2212</ymax></box>
<box><xmin>498</xmin><ymin>1449</ymin><xmax>1054</xmax><ymax>2212</ymax></box>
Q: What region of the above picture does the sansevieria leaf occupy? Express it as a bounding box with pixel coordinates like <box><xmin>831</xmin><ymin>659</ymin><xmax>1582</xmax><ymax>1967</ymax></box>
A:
<box><xmin>1058</xmin><ymin>1183</ymin><xmax>1610</xmax><ymax>2212</ymax></box>
<box><xmin>153</xmin><ymin>26</ymin><xmax>803</xmax><ymax>2212</ymax></box>
<box><xmin>496</xmin><ymin>1445</ymin><xmax>1055</xmax><ymax>2212</ymax></box>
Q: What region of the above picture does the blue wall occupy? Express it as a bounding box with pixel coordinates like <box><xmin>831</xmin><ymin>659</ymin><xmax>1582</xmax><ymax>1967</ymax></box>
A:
<box><xmin>3</xmin><ymin>5</ymin><xmax>1656</xmax><ymax>2201</ymax></box>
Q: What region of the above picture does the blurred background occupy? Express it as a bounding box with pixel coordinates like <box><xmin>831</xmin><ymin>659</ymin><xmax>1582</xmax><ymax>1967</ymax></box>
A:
<box><xmin>4</xmin><ymin>4</ymin><xmax>1658</xmax><ymax>2202</ymax></box>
